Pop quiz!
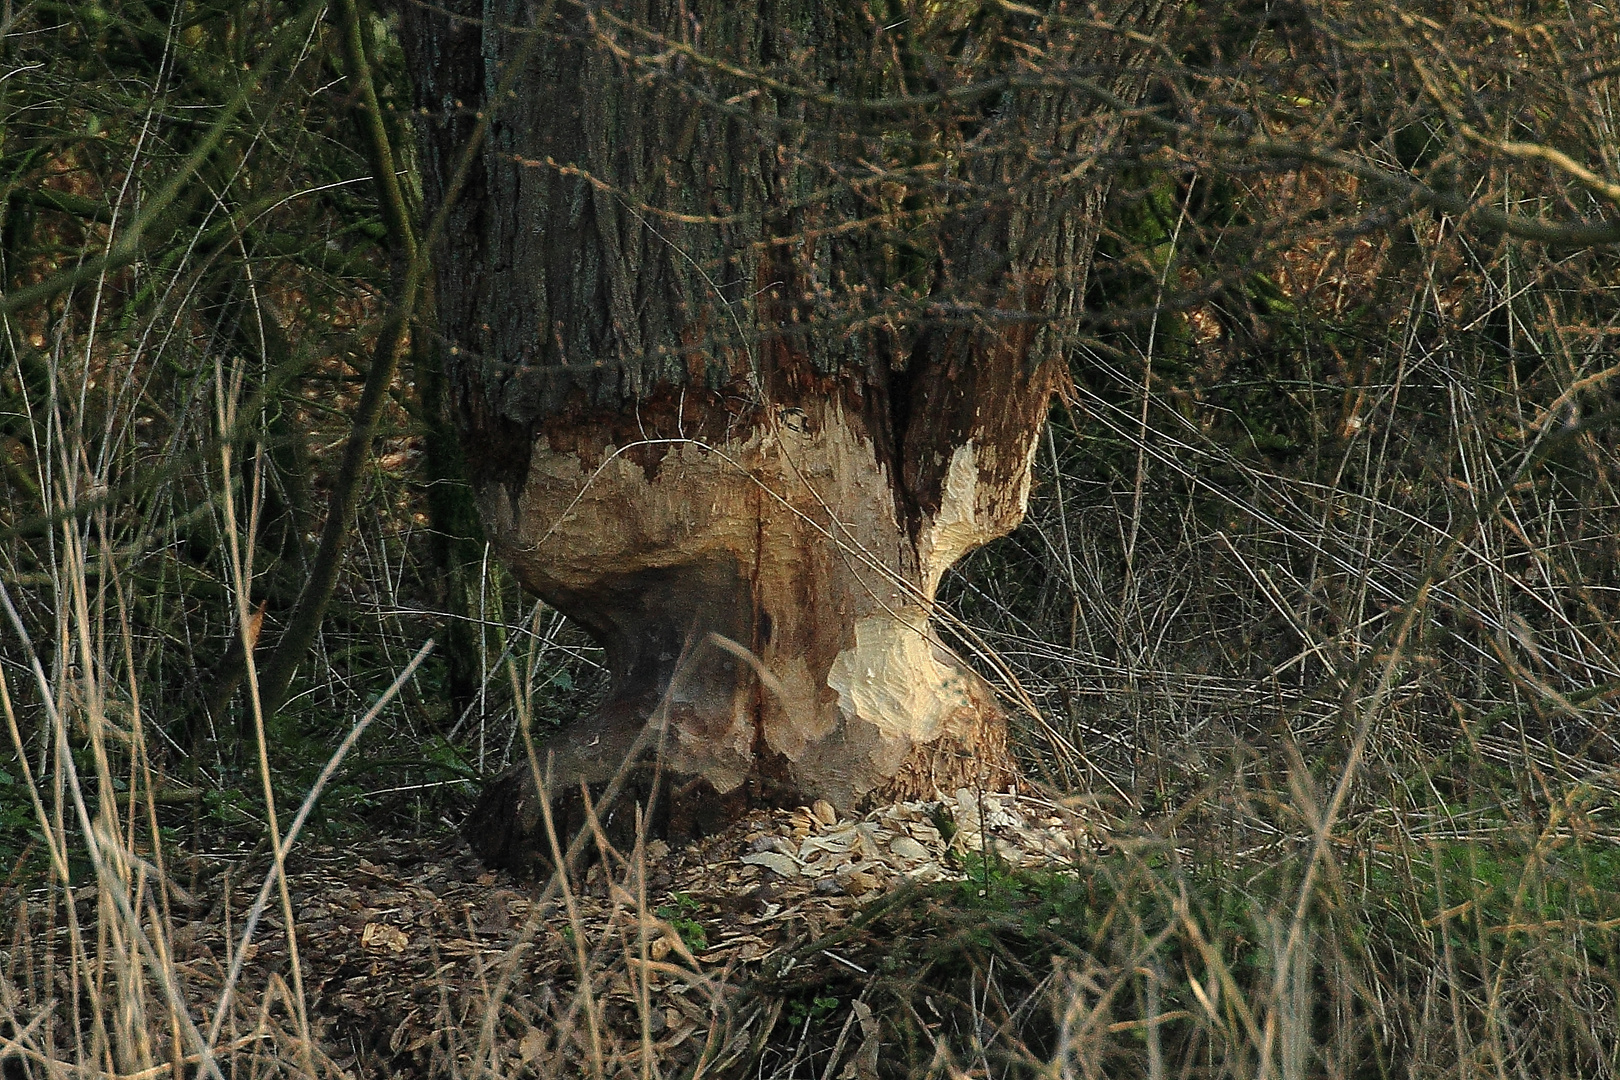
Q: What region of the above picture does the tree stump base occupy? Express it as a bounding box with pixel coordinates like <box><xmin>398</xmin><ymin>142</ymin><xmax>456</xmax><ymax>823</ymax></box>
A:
<box><xmin>462</xmin><ymin>751</ymin><xmax>801</xmax><ymax>876</ymax></box>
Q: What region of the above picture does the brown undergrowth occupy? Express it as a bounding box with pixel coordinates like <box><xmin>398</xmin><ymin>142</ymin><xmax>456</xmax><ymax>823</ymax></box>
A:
<box><xmin>7</xmin><ymin>751</ymin><xmax>1620</xmax><ymax>1079</ymax></box>
<box><xmin>6</xmin><ymin>2</ymin><xmax>1620</xmax><ymax>1078</ymax></box>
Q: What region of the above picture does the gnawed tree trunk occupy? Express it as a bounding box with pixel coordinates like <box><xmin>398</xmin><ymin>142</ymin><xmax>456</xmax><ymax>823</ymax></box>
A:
<box><xmin>405</xmin><ymin>0</ymin><xmax>1161</xmax><ymax>869</ymax></box>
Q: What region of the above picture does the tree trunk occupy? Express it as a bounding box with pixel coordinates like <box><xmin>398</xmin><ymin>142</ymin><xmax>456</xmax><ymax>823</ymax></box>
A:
<box><xmin>404</xmin><ymin>0</ymin><xmax>1160</xmax><ymax>868</ymax></box>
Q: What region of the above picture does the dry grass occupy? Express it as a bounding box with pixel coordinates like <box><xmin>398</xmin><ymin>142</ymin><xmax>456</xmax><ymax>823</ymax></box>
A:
<box><xmin>5</xmin><ymin>2</ymin><xmax>1620</xmax><ymax>1077</ymax></box>
<box><xmin>6</xmin><ymin>207</ymin><xmax>1620</xmax><ymax>1075</ymax></box>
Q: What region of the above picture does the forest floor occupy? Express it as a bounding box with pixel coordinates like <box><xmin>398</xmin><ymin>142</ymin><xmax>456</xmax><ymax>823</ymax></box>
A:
<box><xmin>6</xmin><ymin>789</ymin><xmax>1109</xmax><ymax>1079</ymax></box>
<box><xmin>9</xmin><ymin>758</ymin><xmax>1620</xmax><ymax>1079</ymax></box>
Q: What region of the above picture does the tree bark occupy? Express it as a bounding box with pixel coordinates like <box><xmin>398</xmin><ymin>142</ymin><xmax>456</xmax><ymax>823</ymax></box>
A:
<box><xmin>404</xmin><ymin>0</ymin><xmax>1160</xmax><ymax>868</ymax></box>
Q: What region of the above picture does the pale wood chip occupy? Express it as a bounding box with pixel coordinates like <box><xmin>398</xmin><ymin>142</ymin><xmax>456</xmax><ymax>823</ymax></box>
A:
<box><xmin>739</xmin><ymin>851</ymin><xmax>799</xmax><ymax>878</ymax></box>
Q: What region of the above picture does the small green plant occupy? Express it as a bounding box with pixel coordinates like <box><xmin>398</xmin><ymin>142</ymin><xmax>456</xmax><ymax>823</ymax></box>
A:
<box><xmin>656</xmin><ymin>892</ymin><xmax>708</xmax><ymax>952</ymax></box>
<box><xmin>787</xmin><ymin>994</ymin><xmax>841</xmax><ymax>1028</ymax></box>
<box><xmin>0</xmin><ymin>765</ymin><xmax>41</xmax><ymax>878</ymax></box>
<box><xmin>945</xmin><ymin>854</ymin><xmax>1105</xmax><ymax>944</ymax></box>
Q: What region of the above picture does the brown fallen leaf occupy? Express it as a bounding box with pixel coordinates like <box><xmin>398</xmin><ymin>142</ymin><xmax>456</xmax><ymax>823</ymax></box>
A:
<box><xmin>361</xmin><ymin>922</ymin><xmax>409</xmax><ymax>953</ymax></box>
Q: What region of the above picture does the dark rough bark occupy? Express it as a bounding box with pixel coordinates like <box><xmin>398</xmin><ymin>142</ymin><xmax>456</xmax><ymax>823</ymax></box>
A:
<box><xmin>404</xmin><ymin>0</ymin><xmax>1163</xmax><ymax>868</ymax></box>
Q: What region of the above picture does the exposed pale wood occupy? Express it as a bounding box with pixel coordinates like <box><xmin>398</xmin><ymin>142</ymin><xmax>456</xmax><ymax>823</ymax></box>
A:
<box><xmin>488</xmin><ymin>393</ymin><xmax>1026</xmax><ymax>801</ymax></box>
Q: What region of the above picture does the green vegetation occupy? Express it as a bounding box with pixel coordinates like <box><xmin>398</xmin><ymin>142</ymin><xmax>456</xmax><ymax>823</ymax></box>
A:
<box><xmin>656</xmin><ymin>892</ymin><xmax>710</xmax><ymax>954</ymax></box>
<box><xmin>786</xmin><ymin>993</ymin><xmax>842</xmax><ymax>1030</ymax></box>
<box><xmin>815</xmin><ymin>802</ymin><xmax>1620</xmax><ymax>1079</ymax></box>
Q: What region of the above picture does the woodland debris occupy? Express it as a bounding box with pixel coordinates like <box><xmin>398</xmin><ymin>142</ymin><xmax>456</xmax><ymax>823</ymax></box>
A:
<box><xmin>8</xmin><ymin>788</ymin><xmax>1107</xmax><ymax>1077</ymax></box>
